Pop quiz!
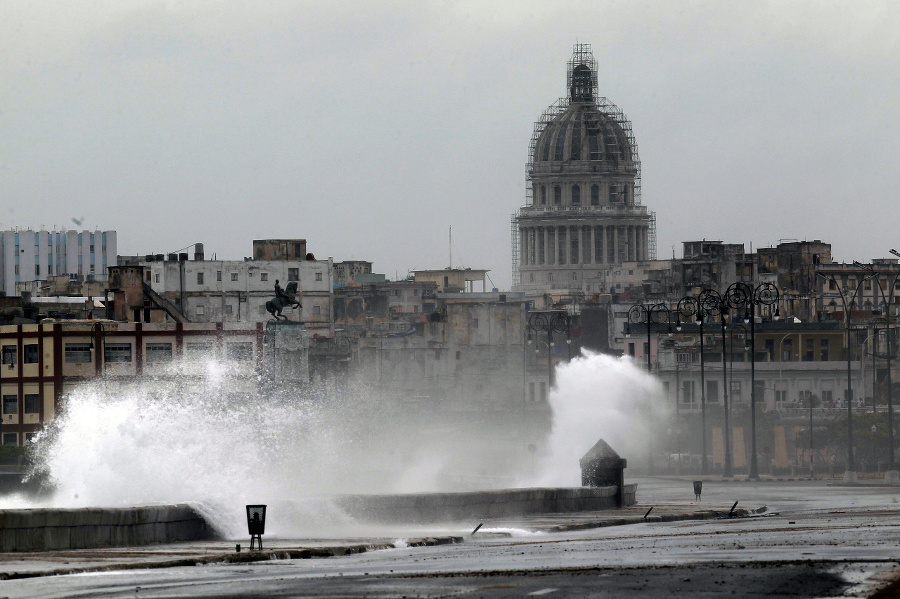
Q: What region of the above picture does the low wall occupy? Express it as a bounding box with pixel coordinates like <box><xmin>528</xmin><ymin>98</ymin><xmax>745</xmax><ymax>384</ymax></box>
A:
<box><xmin>0</xmin><ymin>504</ymin><xmax>211</xmax><ymax>552</ymax></box>
<box><xmin>335</xmin><ymin>485</ymin><xmax>637</xmax><ymax>523</ymax></box>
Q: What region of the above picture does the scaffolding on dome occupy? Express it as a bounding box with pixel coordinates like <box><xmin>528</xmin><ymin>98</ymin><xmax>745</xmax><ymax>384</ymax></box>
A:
<box><xmin>515</xmin><ymin>42</ymin><xmax>657</xmax><ymax>285</ymax></box>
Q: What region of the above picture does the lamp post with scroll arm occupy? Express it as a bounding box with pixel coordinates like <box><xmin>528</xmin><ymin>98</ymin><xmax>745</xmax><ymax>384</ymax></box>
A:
<box><xmin>816</xmin><ymin>271</ymin><xmax>875</xmax><ymax>481</ymax></box>
<box><xmin>627</xmin><ymin>303</ymin><xmax>671</xmax><ymax>476</ymax></box>
<box><xmin>674</xmin><ymin>295</ymin><xmax>713</xmax><ymax>475</ymax></box>
<box><xmin>724</xmin><ymin>282</ymin><xmax>780</xmax><ymax>480</ymax></box>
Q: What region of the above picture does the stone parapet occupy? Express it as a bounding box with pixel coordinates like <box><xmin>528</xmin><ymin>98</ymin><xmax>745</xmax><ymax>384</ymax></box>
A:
<box><xmin>335</xmin><ymin>485</ymin><xmax>637</xmax><ymax>523</ymax></box>
<box><xmin>0</xmin><ymin>503</ymin><xmax>211</xmax><ymax>552</ymax></box>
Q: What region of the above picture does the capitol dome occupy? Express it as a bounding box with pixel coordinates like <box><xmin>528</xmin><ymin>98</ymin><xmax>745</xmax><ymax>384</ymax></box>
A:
<box><xmin>512</xmin><ymin>43</ymin><xmax>656</xmax><ymax>293</ymax></box>
<box><xmin>532</xmin><ymin>101</ymin><xmax>634</xmax><ymax>169</ymax></box>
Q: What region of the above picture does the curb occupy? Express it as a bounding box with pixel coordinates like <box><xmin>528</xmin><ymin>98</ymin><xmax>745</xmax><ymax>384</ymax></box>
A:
<box><xmin>535</xmin><ymin>506</ymin><xmax>768</xmax><ymax>533</ymax></box>
<box><xmin>0</xmin><ymin>536</ymin><xmax>464</xmax><ymax>581</ymax></box>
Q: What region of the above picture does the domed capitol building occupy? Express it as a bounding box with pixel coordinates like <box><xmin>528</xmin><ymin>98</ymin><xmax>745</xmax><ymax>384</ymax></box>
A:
<box><xmin>513</xmin><ymin>44</ymin><xmax>656</xmax><ymax>294</ymax></box>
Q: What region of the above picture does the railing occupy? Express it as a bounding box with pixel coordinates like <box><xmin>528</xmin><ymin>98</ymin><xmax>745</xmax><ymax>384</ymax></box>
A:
<box><xmin>517</xmin><ymin>205</ymin><xmax>649</xmax><ymax>216</ymax></box>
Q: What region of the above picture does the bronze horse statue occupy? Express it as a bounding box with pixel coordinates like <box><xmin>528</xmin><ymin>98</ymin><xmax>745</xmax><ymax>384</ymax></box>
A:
<box><xmin>266</xmin><ymin>280</ymin><xmax>301</xmax><ymax>320</ymax></box>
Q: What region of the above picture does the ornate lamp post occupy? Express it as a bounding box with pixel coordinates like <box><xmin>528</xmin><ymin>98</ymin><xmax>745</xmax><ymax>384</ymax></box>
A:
<box><xmin>675</xmin><ymin>295</ymin><xmax>714</xmax><ymax>475</ymax></box>
<box><xmin>525</xmin><ymin>311</ymin><xmax>571</xmax><ymax>390</ymax></box>
<box><xmin>816</xmin><ymin>271</ymin><xmax>875</xmax><ymax>482</ymax></box>
<box><xmin>860</xmin><ymin>258</ymin><xmax>899</xmax><ymax>478</ymax></box>
<box><xmin>724</xmin><ymin>282</ymin><xmax>780</xmax><ymax>480</ymax></box>
<box><xmin>722</xmin><ymin>324</ymin><xmax>749</xmax><ymax>476</ymax></box>
<box><xmin>627</xmin><ymin>303</ymin><xmax>671</xmax><ymax>476</ymax></box>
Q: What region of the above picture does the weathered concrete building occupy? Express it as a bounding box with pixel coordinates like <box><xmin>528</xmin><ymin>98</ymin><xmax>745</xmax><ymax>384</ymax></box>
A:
<box><xmin>513</xmin><ymin>44</ymin><xmax>656</xmax><ymax>295</ymax></box>
<box><xmin>412</xmin><ymin>269</ymin><xmax>490</xmax><ymax>293</ymax></box>
<box><xmin>0</xmin><ymin>320</ymin><xmax>263</xmax><ymax>446</ymax></box>
<box><xmin>122</xmin><ymin>243</ymin><xmax>334</xmax><ymax>336</ymax></box>
<box><xmin>333</xmin><ymin>261</ymin><xmax>374</xmax><ymax>286</ymax></box>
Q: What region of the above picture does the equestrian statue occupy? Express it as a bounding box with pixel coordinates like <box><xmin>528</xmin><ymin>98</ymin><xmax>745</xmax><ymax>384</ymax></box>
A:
<box><xmin>266</xmin><ymin>280</ymin><xmax>301</xmax><ymax>320</ymax></box>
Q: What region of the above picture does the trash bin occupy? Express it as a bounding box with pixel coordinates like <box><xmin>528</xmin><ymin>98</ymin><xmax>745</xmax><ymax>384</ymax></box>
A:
<box><xmin>246</xmin><ymin>505</ymin><xmax>267</xmax><ymax>551</ymax></box>
<box><xmin>693</xmin><ymin>480</ymin><xmax>702</xmax><ymax>500</ymax></box>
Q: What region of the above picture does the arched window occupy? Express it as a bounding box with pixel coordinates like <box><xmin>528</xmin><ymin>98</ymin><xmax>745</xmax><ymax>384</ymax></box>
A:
<box><xmin>554</xmin><ymin>186</ymin><xmax>562</xmax><ymax>204</ymax></box>
<box><xmin>540</xmin><ymin>185</ymin><xmax>547</xmax><ymax>205</ymax></box>
<box><xmin>591</xmin><ymin>185</ymin><xmax>600</xmax><ymax>205</ymax></box>
<box><xmin>571</xmin><ymin>185</ymin><xmax>581</xmax><ymax>204</ymax></box>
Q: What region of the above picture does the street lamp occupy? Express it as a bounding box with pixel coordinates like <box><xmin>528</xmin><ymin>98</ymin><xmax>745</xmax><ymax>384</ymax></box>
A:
<box><xmin>627</xmin><ymin>302</ymin><xmax>671</xmax><ymax>476</ymax></box>
<box><xmin>525</xmin><ymin>311</ymin><xmax>571</xmax><ymax>390</ymax></box>
<box><xmin>855</xmin><ymin>260</ymin><xmax>898</xmax><ymax>477</ymax></box>
<box><xmin>817</xmin><ymin>271</ymin><xmax>875</xmax><ymax>482</ymax></box>
<box><xmin>675</xmin><ymin>295</ymin><xmax>713</xmax><ymax>475</ymax></box>
<box><xmin>728</xmin><ymin>322</ymin><xmax>749</xmax><ymax>475</ymax></box>
<box><xmin>724</xmin><ymin>282</ymin><xmax>780</xmax><ymax>480</ymax></box>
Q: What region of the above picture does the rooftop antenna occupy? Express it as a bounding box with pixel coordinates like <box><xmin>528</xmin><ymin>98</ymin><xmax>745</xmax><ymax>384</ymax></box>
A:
<box><xmin>449</xmin><ymin>226</ymin><xmax>452</xmax><ymax>270</ymax></box>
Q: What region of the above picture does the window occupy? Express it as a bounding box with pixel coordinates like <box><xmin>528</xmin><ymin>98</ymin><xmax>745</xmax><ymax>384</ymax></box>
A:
<box><xmin>145</xmin><ymin>343</ymin><xmax>173</xmax><ymax>363</ymax></box>
<box><xmin>571</xmin><ymin>185</ymin><xmax>580</xmax><ymax>204</ymax></box>
<box><xmin>804</xmin><ymin>338</ymin><xmax>814</xmax><ymax>361</ymax></box>
<box><xmin>821</xmin><ymin>389</ymin><xmax>833</xmax><ymax>404</ymax></box>
<box><xmin>154</xmin><ymin>274</ymin><xmax>160</xmax><ymax>283</ymax></box>
<box><xmin>3</xmin><ymin>395</ymin><xmax>17</xmax><ymax>415</ymax></box>
<box><xmin>185</xmin><ymin>342</ymin><xmax>214</xmax><ymax>356</ymax></box>
<box><xmin>104</xmin><ymin>343</ymin><xmax>132</xmax><ymax>363</ymax></box>
<box><xmin>553</xmin><ymin>186</ymin><xmax>561</xmax><ymax>204</ymax></box>
<box><xmin>315</xmin><ymin>272</ymin><xmax>323</xmax><ymax>282</ymax></box>
<box><xmin>681</xmin><ymin>380</ymin><xmax>694</xmax><ymax>405</ymax></box>
<box><xmin>288</xmin><ymin>268</ymin><xmax>299</xmax><ymax>282</ymax></box>
<box><xmin>225</xmin><ymin>304</ymin><xmax>233</xmax><ymax>315</ymax></box>
<box><xmin>227</xmin><ymin>342</ymin><xmax>253</xmax><ymax>361</ymax></box>
<box><xmin>539</xmin><ymin>381</ymin><xmax>547</xmax><ymax>401</ymax></box>
<box><xmin>217</xmin><ymin>271</ymin><xmax>222</xmax><ymax>282</ymax></box>
<box><xmin>591</xmin><ymin>184</ymin><xmax>600</xmax><ymax>205</ymax></box>
<box><xmin>2</xmin><ymin>433</ymin><xmax>17</xmax><ymax>446</ymax></box>
<box><xmin>197</xmin><ymin>272</ymin><xmax>204</xmax><ymax>285</ymax></box>
<box><xmin>35</xmin><ymin>265</ymin><xmax>40</xmax><ymax>275</ymax></box>
<box><xmin>1</xmin><ymin>346</ymin><xmax>15</xmax><ymax>366</ymax></box>
<box><xmin>313</xmin><ymin>305</ymin><xmax>321</xmax><ymax>315</ymax></box>
<box><xmin>609</xmin><ymin>184</ymin><xmax>619</xmax><ymax>202</ymax></box>
<box><xmin>24</xmin><ymin>394</ymin><xmax>39</xmax><ymax>414</ymax></box>
<box><xmin>24</xmin><ymin>344</ymin><xmax>39</xmax><ymax>364</ymax></box>
<box><xmin>820</xmin><ymin>339</ymin><xmax>829</xmax><ymax>361</ymax></box>
<box><xmin>781</xmin><ymin>339</ymin><xmax>793</xmax><ymax>361</ymax></box>
<box><xmin>231</xmin><ymin>272</ymin><xmax>238</xmax><ymax>282</ymax></box>
<box><xmin>473</xmin><ymin>318</ymin><xmax>479</xmax><ymax>329</ymax></box>
<box><xmin>628</xmin><ymin>343</ymin><xmax>635</xmax><ymax>357</ymax></box>
<box><xmin>540</xmin><ymin>185</ymin><xmax>547</xmax><ymax>205</ymax></box>
<box><xmin>65</xmin><ymin>343</ymin><xmax>92</xmax><ymax>363</ymax></box>
<box><xmin>196</xmin><ymin>305</ymin><xmax>205</xmax><ymax>317</ymax></box>
<box><xmin>529</xmin><ymin>382</ymin><xmax>536</xmax><ymax>402</ymax></box>
<box><xmin>261</xmin><ymin>273</ymin><xmax>268</xmax><ymax>282</ymax></box>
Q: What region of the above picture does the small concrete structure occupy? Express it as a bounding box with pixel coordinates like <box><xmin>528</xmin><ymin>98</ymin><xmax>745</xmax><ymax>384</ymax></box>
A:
<box><xmin>580</xmin><ymin>439</ymin><xmax>627</xmax><ymax>506</ymax></box>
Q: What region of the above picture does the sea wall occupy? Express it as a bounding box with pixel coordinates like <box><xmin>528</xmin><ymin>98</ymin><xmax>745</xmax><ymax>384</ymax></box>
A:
<box><xmin>335</xmin><ymin>485</ymin><xmax>638</xmax><ymax>523</ymax></box>
<box><xmin>0</xmin><ymin>503</ymin><xmax>211</xmax><ymax>552</ymax></box>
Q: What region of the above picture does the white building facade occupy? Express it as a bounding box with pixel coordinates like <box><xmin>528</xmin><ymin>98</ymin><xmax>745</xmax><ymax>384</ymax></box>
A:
<box><xmin>141</xmin><ymin>256</ymin><xmax>334</xmax><ymax>336</ymax></box>
<box><xmin>0</xmin><ymin>229</ymin><xmax>117</xmax><ymax>297</ymax></box>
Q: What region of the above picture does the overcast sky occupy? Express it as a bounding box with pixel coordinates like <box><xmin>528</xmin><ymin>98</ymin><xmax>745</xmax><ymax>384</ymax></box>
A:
<box><xmin>3</xmin><ymin>1</ymin><xmax>899</xmax><ymax>289</ymax></box>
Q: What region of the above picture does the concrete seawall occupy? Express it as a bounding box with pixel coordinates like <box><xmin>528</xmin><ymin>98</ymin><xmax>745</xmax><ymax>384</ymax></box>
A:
<box><xmin>335</xmin><ymin>485</ymin><xmax>637</xmax><ymax>523</ymax></box>
<box><xmin>0</xmin><ymin>504</ymin><xmax>211</xmax><ymax>552</ymax></box>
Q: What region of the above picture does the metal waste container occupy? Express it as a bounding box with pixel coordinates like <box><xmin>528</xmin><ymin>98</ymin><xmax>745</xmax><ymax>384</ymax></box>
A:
<box><xmin>246</xmin><ymin>504</ymin><xmax>267</xmax><ymax>551</ymax></box>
